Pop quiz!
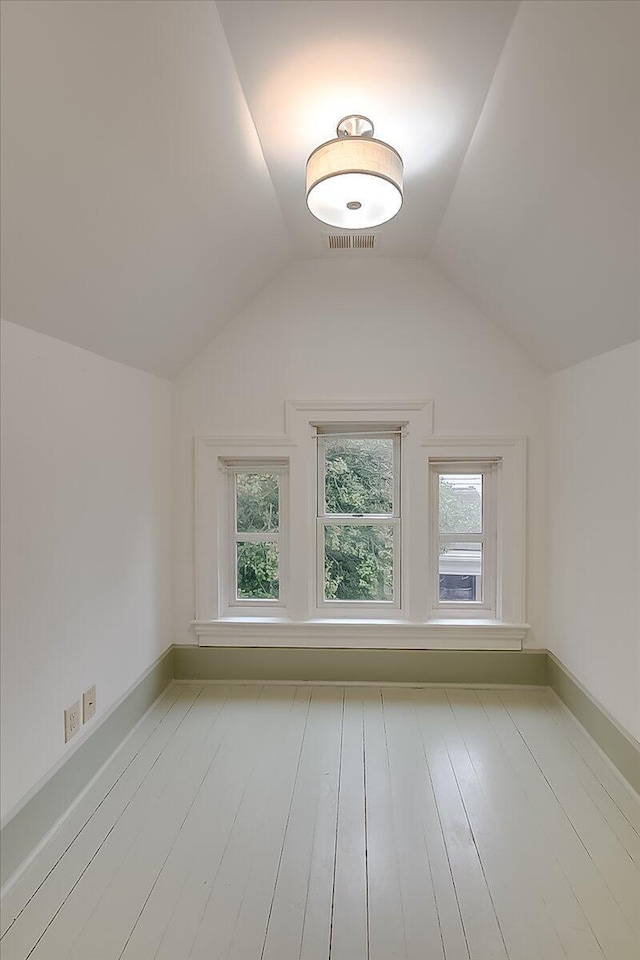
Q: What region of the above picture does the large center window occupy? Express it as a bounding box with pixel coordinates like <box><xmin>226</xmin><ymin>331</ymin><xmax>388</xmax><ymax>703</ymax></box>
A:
<box><xmin>316</xmin><ymin>426</ymin><xmax>401</xmax><ymax>608</ymax></box>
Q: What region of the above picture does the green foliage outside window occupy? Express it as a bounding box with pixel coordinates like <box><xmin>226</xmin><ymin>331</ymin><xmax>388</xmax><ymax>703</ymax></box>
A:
<box><xmin>323</xmin><ymin>438</ymin><xmax>394</xmax><ymax>601</ymax></box>
<box><xmin>324</xmin><ymin>524</ymin><xmax>394</xmax><ymax>601</ymax></box>
<box><xmin>236</xmin><ymin>541</ymin><xmax>279</xmax><ymax>599</ymax></box>
<box><xmin>235</xmin><ymin>473</ymin><xmax>280</xmax><ymax>599</ymax></box>
<box><xmin>236</xmin><ymin>473</ymin><xmax>279</xmax><ymax>532</ymax></box>
<box><xmin>438</xmin><ymin>476</ymin><xmax>482</xmax><ymax>533</ymax></box>
<box><xmin>324</xmin><ymin>437</ymin><xmax>393</xmax><ymax>515</ymax></box>
<box><xmin>232</xmin><ymin>463</ymin><xmax>484</xmax><ymax>603</ymax></box>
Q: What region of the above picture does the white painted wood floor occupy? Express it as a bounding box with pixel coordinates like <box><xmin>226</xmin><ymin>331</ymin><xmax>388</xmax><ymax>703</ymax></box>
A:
<box><xmin>2</xmin><ymin>684</ymin><xmax>640</xmax><ymax>960</ymax></box>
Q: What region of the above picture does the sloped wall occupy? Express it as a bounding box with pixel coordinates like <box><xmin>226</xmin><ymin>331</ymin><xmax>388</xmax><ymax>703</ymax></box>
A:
<box><xmin>0</xmin><ymin>321</ymin><xmax>173</xmax><ymax>819</ymax></box>
<box><xmin>548</xmin><ymin>340</ymin><xmax>640</xmax><ymax>740</ymax></box>
<box><xmin>173</xmin><ymin>257</ymin><xmax>548</xmax><ymax>647</ymax></box>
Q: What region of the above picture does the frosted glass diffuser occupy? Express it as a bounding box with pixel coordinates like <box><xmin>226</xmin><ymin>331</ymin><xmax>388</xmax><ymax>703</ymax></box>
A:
<box><xmin>306</xmin><ymin>116</ymin><xmax>403</xmax><ymax>229</ymax></box>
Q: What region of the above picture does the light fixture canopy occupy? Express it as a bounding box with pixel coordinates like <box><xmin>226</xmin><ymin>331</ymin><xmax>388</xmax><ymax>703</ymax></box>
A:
<box><xmin>306</xmin><ymin>115</ymin><xmax>403</xmax><ymax>229</ymax></box>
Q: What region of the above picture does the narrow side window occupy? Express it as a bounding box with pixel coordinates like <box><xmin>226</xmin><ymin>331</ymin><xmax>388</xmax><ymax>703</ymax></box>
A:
<box><xmin>431</xmin><ymin>461</ymin><xmax>497</xmax><ymax>615</ymax></box>
<box><xmin>228</xmin><ymin>464</ymin><xmax>287</xmax><ymax>606</ymax></box>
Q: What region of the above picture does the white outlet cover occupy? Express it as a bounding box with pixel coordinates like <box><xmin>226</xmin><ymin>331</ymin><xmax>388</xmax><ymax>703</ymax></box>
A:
<box><xmin>83</xmin><ymin>685</ymin><xmax>96</xmax><ymax>723</ymax></box>
<box><xmin>64</xmin><ymin>701</ymin><xmax>81</xmax><ymax>742</ymax></box>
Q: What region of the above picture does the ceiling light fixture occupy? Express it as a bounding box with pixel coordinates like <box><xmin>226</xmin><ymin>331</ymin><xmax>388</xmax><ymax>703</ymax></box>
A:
<box><xmin>306</xmin><ymin>115</ymin><xmax>403</xmax><ymax>229</ymax></box>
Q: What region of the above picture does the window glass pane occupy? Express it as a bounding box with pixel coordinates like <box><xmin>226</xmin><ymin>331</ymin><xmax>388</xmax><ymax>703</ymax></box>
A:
<box><xmin>236</xmin><ymin>541</ymin><xmax>279</xmax><ymax>599</ymax></box>
<box><xmin>236</xmin><ymin>473</ymin><xmax>279</xmax><ymax>533</ymax></box>
<box><xmin>439</xmin><ymin>474</ymin><xmax>482</xmax><ymax>534</ymax></box>
<box><xmin>439</xmin><ymin>541</ymin><xmax>482</xmax><ymax>601</ymax></box>
<box><xmin>324</xmin><ymin>438</ymin><xmax>394</xmax><ymax>515</ymax></box>
<box><xmin>324</xmin><ymin>524</ymin><xmax>394</xmax><ymax>601</ymax></box>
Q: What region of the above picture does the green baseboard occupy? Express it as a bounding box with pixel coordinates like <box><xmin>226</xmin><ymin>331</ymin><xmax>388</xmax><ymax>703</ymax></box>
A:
<box><xmin>3</xmin><ymin>644</ymin><xmax>638</xmax><ymax>891</ymax></box>
<box><xmin>173</xmin><ymin>645</ymin><xmax>548</xmax><ymax>686</ymax></box>
<box><xmin>547</xmin><ymin>652</ymin><xmax>640</xmax><ymax>796</ymax></box>
<box><xmin>0</xmin><ymin>646</ymin><xmax>173</xmax><ymax>889</ymax></box>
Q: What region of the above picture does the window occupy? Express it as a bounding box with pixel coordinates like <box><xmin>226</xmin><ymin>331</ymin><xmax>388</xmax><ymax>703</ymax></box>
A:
<box><xmin>194</xmin><ymin>420</ymin><xmax>527</xmax><ymax>647</ymax></box>
<box><xmin>228</xmin><ymin>462</ymin><xmax>287</xmax><ymax>606</ymax></box>
<box><xmin>430</xmin><ymin>461</ymin><xmax>497</xmax><ymax>616</ymax></box>
<box><xmin>316</xmin><ymin>427</ymin><xmax>401</xmax><ymax>606</ymax></box>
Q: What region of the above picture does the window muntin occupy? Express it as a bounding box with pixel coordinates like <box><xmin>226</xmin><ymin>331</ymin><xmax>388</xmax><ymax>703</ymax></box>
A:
<box><xmin>229</xmin><ymin>466</ymin><xmax>286</xmax><ymax>605</ymax></box>
<box><xmin>317</xmin><ymin>428</ymin><xmax>401</xmax><ymax>606</ymax></box>
<box><xmin>432</xmin><ymin>462</ymin><xmax>496</xmax><ymax>614</ymax></box>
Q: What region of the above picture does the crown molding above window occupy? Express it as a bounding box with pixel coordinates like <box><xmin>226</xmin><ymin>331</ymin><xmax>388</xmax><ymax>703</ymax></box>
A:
<box><xmin>285</xmin><ymin>399</ymin><xmax>434</xmax><ymax>438</ymax></box>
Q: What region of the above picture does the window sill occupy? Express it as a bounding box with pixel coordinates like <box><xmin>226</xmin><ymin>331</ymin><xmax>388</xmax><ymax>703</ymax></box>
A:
<box><xmin>192</xmin><ymin>618</ymin><xmax>528</xmax><ymax>650</ymax></box>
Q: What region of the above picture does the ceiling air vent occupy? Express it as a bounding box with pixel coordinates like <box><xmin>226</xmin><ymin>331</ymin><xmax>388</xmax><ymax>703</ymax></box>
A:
<box><xmin>352</xmin><ymin>234</ymin><xmax>375</xmax><ymax>249</ymax></box>
<box><xmin>326</xmin><ymin>234</ymin><xmax>376</xmax><ymax>250</ymax></box>
<box><xmin>327</xmin><ymin>234</ymin><xmax>352</xmax><ymax>250</ymax></box>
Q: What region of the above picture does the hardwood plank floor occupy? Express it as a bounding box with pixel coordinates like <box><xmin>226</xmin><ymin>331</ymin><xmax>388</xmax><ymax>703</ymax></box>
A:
<box><xmin>2</xmin><ymin>683</ymin><xmax>639</xmax><ymax>960</ymax></box>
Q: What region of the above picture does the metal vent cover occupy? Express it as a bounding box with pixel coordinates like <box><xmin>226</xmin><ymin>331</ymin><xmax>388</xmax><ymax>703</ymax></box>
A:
<box><xmin>352</xmin><ymin>234</ymin><xmax>375</xmax><ymax>249</ymax></box>
<box><xmin>326</xmin><ymin>234</ymin><xmax>376</xmax><ymax>250</ymax></box>
<box><xmin>327</xmin><ymin>234</ymin><xmax>352</xmax><ymax>249</ymax></box>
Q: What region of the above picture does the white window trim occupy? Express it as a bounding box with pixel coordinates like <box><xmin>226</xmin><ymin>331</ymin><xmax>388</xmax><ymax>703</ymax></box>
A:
<box><xmin>194</xmin><ymin>437</ymin><xmax>295</xmax><ymax>622</ymax></box>
<box><xmin>423</xmin><ymin>436</ymin><xmax>527</xmax><ymax>626</ymax></box>
<box><xmin>192</xmin><ymin>411</ymin><xmax>529</xmax><ymax>649</ymax></box>
<box><xmin>291</xmin><ymin>401</ymin><xmax>432</xmax><ymax>621</ymax></box>
<box><xmin>193</xmin><ymin>619</ymin><xmax>526</xmax><ymax>649</ymax></box>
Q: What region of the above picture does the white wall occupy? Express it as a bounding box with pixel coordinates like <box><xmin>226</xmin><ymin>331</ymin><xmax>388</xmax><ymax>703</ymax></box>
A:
<box><xmin>0</xmin><ymin>320</ymin><xmax>173</xmax><ymax>819</ymax></box>
<box><xmin>5</xmin><ymin>262</ymin><xmax>635</xmax><ymax>817</ymax></box>
<box><xmin>173</xmin><ymin>257</ymin><xmax>548</xmax><ymax>647</ymax></box>
<box><xmin>548</xmin><ymin>340</ymin><xmax>640</xmax><ymax>740</ymax></box>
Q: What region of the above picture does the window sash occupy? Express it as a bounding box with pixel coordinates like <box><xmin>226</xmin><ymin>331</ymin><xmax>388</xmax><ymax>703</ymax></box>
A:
<box><xmin>228</xmin><ymin>466</ymin><xmax>287</xmax><ymax>607</ymax></box>
<box><xmin>438</xmin><ymin>539</ymin><xmax>485</xmax><ymax>604</ymax></box>
<box><xmin>316</xmin><ymin>429</ymin><xmax>401</xmax><ymax>608</ymax></box>
<box><xmin>317</xmin><ymin>432</ymin><xmax>401</xmax><ymax>519</ymax></box>
<box><xmin>318</xmin><ymin>517</ymin><xmax>401</xmax><ymax>607</ymax></box>
<box><xmin>431</xmin><ymin>462</ymin><xmax>497</xmax><ymax>614</ymax></box>
<box><xmin>233</xmin><ymin>540</ymin><xmax>280</xmax><ymax>604</ymax></box>
<box><xmin>234</xmin><ymin>531</ymin><xmax>280</xmax><ymax>544</ymax></box>
<box><xmin>439</xmin><ymin>532</ymin><xmax>485</xmax><ymax>544</ymax></box>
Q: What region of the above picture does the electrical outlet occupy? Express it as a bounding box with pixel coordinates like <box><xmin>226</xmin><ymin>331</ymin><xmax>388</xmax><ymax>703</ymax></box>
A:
<box><xmin>83</xmin><ymin>685</ymin><xmax>96</xmax><ymax>723</ymax></box>
<box><xmin>64</xmin><ymin>701</ymin><xmax>81</xmax><ymax>742</ymax></box>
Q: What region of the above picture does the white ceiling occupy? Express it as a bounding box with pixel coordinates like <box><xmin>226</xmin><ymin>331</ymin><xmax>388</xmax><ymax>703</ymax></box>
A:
<box><xmin>1</xmin><ymin>0</ymin><xmax>638</xmax><ymax>375</ymax></box>
<box><xmin>217</xmin><ymin>0</ymin><xmax>519</xmax><ymax>258</ymax></box>
<box><xmin>433</xmin><ymin>0</ymin><xmax>640</xmax><ymax>371</ymax></box>
<box><xmin>0</xmin><ymin>0</ymin><xmax>290</xmax><ymax>377</ymax></box>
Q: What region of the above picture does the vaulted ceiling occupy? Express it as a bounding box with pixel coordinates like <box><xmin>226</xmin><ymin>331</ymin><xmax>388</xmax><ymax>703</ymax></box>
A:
<box><xmin>1</xmin><ymin>0</ymin><xmax>638</xmax><ymax>376</ymax></box>
<box><xmin>216</xmin><ymin>0</ymin><xmax>519</xmax><ymax>259</ymax></box>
